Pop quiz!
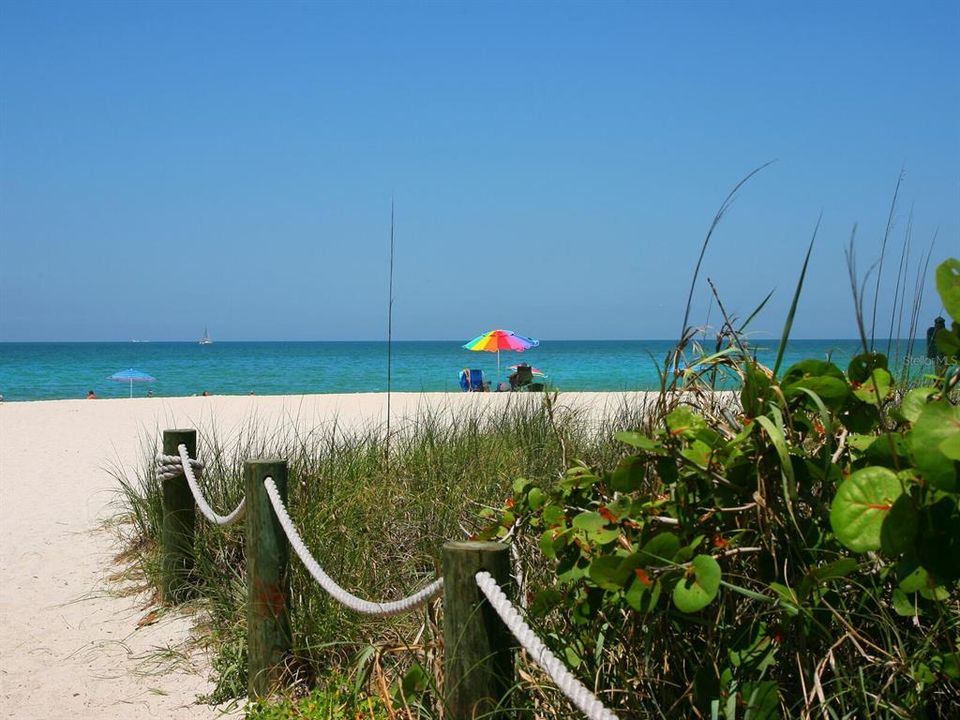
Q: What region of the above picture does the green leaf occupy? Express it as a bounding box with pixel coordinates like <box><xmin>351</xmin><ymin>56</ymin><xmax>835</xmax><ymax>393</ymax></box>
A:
<box><xmin>898</xmin><ymin>387</ymin><xmax>936</xmax><ymax>424</ymax></box>
<box><xmin>638</xmin><ymin>533</ymin><xmax>680</xmax><ymax>565</ymax></box>
<box><xmin>891</xmin><ymin>588</ymin><xmax>919</xmax><ymax>617</ymax></box>
<box><xmin>542</xmin><ymin>504</ymin><xmax>565</xmax><ymax>527</ymax></box>
<box><xmin>665</xmin><ymin>406</ymin><xmax>707</xmax><ymax>438</ymax></box>
<box><xmin>625</xmin><ymin>575</ymin><xmax>661</xmax><ymax>612</ymax></box>
<box><xmin>526</xmin><ymin>487</ymin><xmax>546</xmax><ymax>510</ymax></box>
<box><xmin>852</xmin><ymin>368</ymin><xmax>893</xmax><ymax>405</ymax></box>
<box><xmin>672</xmin><ymin>554</ymin><xmax>721</xmax><ymax>613</ymax></box>
<box><xmin>741</xmin><ymin>680</ymin><xmax>780</xmax><ymax>720</ymax></box>
<box><xmin>880</xmin><ymin>494</ymin><xmax>919</xmax><ymax>556</ymax></box>
<box><xmin>936</xmin><ymin>324</ymin><xmax>960</xmax><ymax>358</ymax></box>
<box><xmin>572</xmin><ymin>511</ymin><xmax>606</xmax><ymax>533</ymax></box>
<box><xmin>910</xmin><ymin>400</ymin><xmax>960</xmax><ymax>491</ymax></box>
<box><xmin>847</xmin><ymin>352</ymin><xmax>888</xmax><ymax>384</ymax></box>
<box><xmin>811</xmin><ymin>558</ymin><xmax>859</xmax><ymax>582</ymax></box>
<box><xmin>838</xmin><ymin>397</ymin><xmax>882</xmax><ymax>433</ymax></box>
<box><xmin>609</xmin><ymin>455</ymin><xmax>646</xmax><ymax>492</ymax></box>
<box><xmin>614</xmin><ymin>431</ymin><xmax>660</xmax><ymax>452</ymax></box>
<box><xmin>935</xmin><ymin>258</ymin><xmax>960</xmax><ymax>321</ymax></box>
<box><xmin>589</xmin><ymin>555</ymin><xmax>629</xmax><ymax>590</ymax></box>
<box><xmin>830</xmin><ymin>466</ymin><xmax>904</xmax><ymax>552</ymax></box>
<box><xmin>863</xmin><ymin>433</ymin><xmax>908</xmax><ymax>469</ymax></box>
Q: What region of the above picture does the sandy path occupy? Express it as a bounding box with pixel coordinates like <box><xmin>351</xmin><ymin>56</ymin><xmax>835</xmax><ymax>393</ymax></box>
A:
<box><xmin>0</xmin><ymin>392</ymin><xmax>644</xmax><ymax>719</ymax></box>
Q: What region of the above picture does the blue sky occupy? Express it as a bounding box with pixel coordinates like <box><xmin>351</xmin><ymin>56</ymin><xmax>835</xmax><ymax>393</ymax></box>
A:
<box><xmin>1</xmin><ymin>0</ymin><xmax>957</xmax><ymax>342</ymax></box>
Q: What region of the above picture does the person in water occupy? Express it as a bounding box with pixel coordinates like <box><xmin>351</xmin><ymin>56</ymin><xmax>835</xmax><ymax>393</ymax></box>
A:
<box><xmin>87</xmin><ymin>390</ymin><xmax>97</xmax><ymax>399</ymax></box>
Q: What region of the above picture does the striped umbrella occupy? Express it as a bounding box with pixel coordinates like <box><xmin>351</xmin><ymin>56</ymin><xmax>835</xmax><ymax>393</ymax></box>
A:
<box><xmin>463</xmin><ymin>329</ymin><xmax>539</xmax><ymax>380</ymax></box>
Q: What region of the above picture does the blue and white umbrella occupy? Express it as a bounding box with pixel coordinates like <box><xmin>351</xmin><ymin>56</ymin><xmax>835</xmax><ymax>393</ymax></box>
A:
<box><xmin>109</xmin><ymin>368</ymin><xmax>156</xmax><ymax>397</ymax></box>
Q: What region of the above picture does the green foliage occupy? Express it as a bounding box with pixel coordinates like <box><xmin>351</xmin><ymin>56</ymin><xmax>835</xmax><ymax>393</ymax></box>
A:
<box><xmin>487</xmin><ymin>258</ymin><xmax>960</xmax><ymax>718</ymax></box>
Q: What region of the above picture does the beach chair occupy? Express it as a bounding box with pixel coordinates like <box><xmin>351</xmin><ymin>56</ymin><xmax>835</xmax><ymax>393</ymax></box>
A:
<box><xmin>523</xmin><ymin>382</ymin><xmax>545</xmax><ymax>392</ymax></box>
<box><xmin>459</xmin><ymin>368</ymin><xmax>486</xmax><ymax>392</ymax></box>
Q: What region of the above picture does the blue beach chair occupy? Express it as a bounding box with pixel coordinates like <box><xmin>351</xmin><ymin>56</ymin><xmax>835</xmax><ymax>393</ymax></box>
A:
<box><xmin>459</xmin><ymin>368</ymin><xmax>486</xmax><ymax>391</ymax></box>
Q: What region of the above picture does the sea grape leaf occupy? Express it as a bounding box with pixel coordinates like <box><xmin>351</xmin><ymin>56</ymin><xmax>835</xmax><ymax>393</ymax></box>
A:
<box><xmin>624</xmin><ymin>574</ymin><xmax>661</xmax><ymax>612</ymax></box>
<box><xmin>910</xmin><ymin>401</ymin><xmax>960</xmax><ymax>491</ymax></box>
<box><xmin>848</xmin><ymin>352</ymin><xmax>888</xmax><ymax>384</ymax></box>
<box><xmin>852</xmin><ymin>368</ymin><xmax>893</xmax><ymax>406</ymax></box>
<box><xmin>614</xmin><ymin>431</ymin><xmax>661</xmax><ymax>452</ymax></box>
<box><xmin>672</xmin><ymin>554</ymin><xmax>721</xmax><ymax>613</ymax></box>
<box><xmin>638</xmin><ymin>533</ymin><xmax>680</xmax><ymax>565</ymax></box>
<box><xmin>899</xmin><ymin>387</ymin><xmax>936</xmax><ymax>424</ymax></box>
<box><xmin>589</xmin><ymin>555</ymin><xmax>629</xmax><ymax>590</ymax></box>
<box><xmin>830</xmin><ymin>466</ymin><xmax>903</xmax><ymax>552</ymax></box>
<box><xmin>665</xmin><ymin>406</ymin><xmax>707</xmax><ymax>439</ymax></box>
<box><xmin>609</xmin><ymin>455</ymin><xmax>646</xmax><ymax>492</ymax></box>
<box><xmin>935</xmin><ymin>258</ymin><xmax>960</xmax><ymax>321</ymax></box>
<box><xmin>891</xmin><ymin>588</ymin><xmax>920</xmax><ymax>617</ymax></box>
<box><xmin>863</xmin><ymin>433</ymin><xmax>908</xmax><ymax>469</ymax></box>
<box><xmin>880</xmin><ymin>494</ymin><xmax>919</xmax><ymax>556</ymax></box>
<box><xmin>936</xmin><ymin>326</ymin><xmax>960</xmax><ymax>358</ymax></box>
<box><xmin>916</xmin><ymin>497</ymin><xmax>960</xmax><ymax>582</ymax></box>
<box><xmin>572</xmin><ymin>511</ymin><xmax>606</xmax><ymax>533</ymax></box>
<box><xmin>783</xmin><ymin>359</ymin><xmax>846</xmax><ymax>383</ymax></box>
<box><xmin>838</xmin><ymin>397</ymin><xmax>881</xmax><ymax>433</ymax></box>
<box><xmin>782</xmin><ymin>360</ymin><xmax>850</xmax><ymax>409</ymax></box>
<box><xmin>526</xmin><ymin>487</ymin><xmax>546</xmax><ymax>510</ymax></box>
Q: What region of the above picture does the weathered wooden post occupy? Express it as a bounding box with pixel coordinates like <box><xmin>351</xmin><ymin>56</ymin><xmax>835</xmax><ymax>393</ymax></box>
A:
<box><xmin>245</xmin><ymin>459</ymin><xmax>291</xmax><ymax>697</ymax></box>
<box><xmin>442</xmin><ymin>541</ymin><xmax>515</xmax><ymax>719</ymax></box>
<box><xmin>161</xmin><ymin>429</ymin><xmax>196</xmax><ymax>603</ymax></box>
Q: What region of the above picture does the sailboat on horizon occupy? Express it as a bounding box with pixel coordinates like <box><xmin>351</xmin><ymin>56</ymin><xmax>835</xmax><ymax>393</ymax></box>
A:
<box><xmin>199</xmin><ymin>326</ymin><xmax>213</xmax><ymax>345</ymax></box>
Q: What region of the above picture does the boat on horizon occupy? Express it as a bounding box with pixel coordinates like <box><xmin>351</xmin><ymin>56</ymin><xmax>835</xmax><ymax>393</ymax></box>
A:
<box><xmin>199</xmin><ymin>327</ymin><xmax>213</xmax><ymax>345</ymax></box>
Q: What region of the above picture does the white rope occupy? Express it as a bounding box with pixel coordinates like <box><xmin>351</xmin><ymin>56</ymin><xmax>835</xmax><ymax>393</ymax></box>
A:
<box><xmin>475</xmin><ymin>571</ymin><xmax>621</xmax><ymax>720</ymax></box>
<box><xmin>263</xmin><ymin>477</ymin><xmax>443</xmax><ymax>616</ymax></box>
<box><xmin>154</xmin><ymin>446</ymin><xmax>246</xmax><ymax>526</ymax></box>
<box><xmin>156</xmin><ymin>453</ymin><xmax>202</xmax><ymax>482</ymax></box>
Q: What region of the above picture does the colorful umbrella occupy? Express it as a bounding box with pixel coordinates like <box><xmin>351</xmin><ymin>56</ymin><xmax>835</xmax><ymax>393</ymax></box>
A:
<box><xmin>108</xmin><ymin>368</ymin><xmax>156</xmax><ymax>398</ymax></box>
<box><xmin>463</xmin><ymin>329</ymin><xmax>539</xmax><ymax>379</ymax></box>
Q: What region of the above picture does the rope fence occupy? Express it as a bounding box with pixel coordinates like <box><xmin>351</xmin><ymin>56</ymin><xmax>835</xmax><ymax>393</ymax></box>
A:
<box><xmin>155</xmin><ymin>429</ymin><xmax>620</xmax><ymax>719</ymax></box>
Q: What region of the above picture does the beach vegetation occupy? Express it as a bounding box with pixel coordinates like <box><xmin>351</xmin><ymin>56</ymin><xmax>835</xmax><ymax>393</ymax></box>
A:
<box><xmin>481</xmin><ymin>256</ymin><xmax>959</xmax><ymax>718</ymax></box>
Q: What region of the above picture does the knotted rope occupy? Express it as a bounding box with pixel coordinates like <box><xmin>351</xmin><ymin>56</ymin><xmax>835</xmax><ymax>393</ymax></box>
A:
<box><xmin>475</xmin><ymin>570</ymin><xmax>621</xmax><ymax>720</ymax></box>
<box><xmin>155</xmin><ymin>444</ymin><xmax>246</xmax><ymax>526</ymax></box>
<box><xmin>264</xmin><ymin>477</ymin><xmax>443</xmax><ymax>616</ymax></box>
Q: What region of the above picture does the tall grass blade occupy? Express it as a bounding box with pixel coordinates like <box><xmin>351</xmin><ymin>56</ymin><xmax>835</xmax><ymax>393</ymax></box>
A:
<box><xmin>772</xmin><ymin>213</ymin><xmax>820</xmax><ymax>377</ymax></box>
<box><xmin>679</xmin><ymin>161</ymin><xmax>775</xmax><ymax>342</ymax></box>
<box><xmin>869</xmin><ymin>170</ymin><xmax>904</xmax><ymax>350</ymax></box>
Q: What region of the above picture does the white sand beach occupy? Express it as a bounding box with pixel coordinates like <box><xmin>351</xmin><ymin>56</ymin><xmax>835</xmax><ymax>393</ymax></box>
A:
<box><xmin>0</xmin><ymin>391</ymin><xmax>649</xmax><ymax>719</ymax></box>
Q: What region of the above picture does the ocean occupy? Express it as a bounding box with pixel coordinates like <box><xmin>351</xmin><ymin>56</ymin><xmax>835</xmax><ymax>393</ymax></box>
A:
<box><xmin>0</xmin><ymin>339</ymin><xmax>928</xmax><ymax>402</ymax></box>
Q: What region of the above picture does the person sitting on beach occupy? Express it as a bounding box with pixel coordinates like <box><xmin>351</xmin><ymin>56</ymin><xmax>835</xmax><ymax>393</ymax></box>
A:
<box><xmin>86</xmin><ymin>390</ymin><xmax>96</xmax><ymax>399</ymax></box>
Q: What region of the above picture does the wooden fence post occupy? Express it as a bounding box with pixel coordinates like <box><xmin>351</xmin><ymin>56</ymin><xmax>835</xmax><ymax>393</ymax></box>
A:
<box><xmin>161</xmin><ymin>429</ymin><xmax>196</xmax><ymax>603</ymax></box>
<box><xmin>245</xmin><ymin>459</ymin><xmax>291</xmax><ymax>698</ymax></box>
<box><xmin>442</xmin><ymin>541</ymin><xmax>514</xmax><ymax>719</ymax></box>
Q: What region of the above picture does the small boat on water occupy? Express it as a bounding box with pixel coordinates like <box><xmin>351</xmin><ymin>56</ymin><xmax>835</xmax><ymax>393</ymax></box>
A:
<box><xmin>199</xmin><ymin>327</ymin><xmax>213</xmax><ymax>345</ymax></box>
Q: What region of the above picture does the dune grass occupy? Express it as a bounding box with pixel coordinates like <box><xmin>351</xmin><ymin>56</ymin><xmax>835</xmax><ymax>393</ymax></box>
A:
<box><xmin>112</xmin><ymin>393</ymin><xmax>664</xmax><ymax>714</ymax></box>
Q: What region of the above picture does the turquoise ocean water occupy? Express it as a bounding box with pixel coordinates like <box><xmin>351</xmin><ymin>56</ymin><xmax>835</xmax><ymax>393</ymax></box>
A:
<box><xmin>0</xmin><ymin>339</ymin><xmax>927</xmax><ymax>402</ymax></box>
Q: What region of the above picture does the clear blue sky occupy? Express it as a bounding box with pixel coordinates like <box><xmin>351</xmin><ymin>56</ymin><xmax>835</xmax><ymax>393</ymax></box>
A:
<box><xmin>1</xmin><ymin>0</ymin><xmax>957</xmax><ymax>342</ymax></box>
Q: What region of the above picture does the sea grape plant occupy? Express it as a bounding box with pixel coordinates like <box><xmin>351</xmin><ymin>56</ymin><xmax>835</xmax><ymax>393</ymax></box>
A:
<box><xmin>483</xmin><ymin>259</ymin><xmax>960</xmax><ymax>719</ymax></box>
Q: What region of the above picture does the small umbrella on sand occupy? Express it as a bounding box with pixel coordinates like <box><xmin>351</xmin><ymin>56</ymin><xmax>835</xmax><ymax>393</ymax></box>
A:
<box><xmin>109</xmin><ymin>368</ymin><xmax>156</xmax><ymax>398</ymax></box>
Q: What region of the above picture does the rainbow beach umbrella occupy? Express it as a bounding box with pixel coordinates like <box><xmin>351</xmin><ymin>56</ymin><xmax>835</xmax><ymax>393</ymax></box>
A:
<box><xmin>463</xmin><ymin>329</ymin><xmax>539</xmax><ymax>380</ymax></box>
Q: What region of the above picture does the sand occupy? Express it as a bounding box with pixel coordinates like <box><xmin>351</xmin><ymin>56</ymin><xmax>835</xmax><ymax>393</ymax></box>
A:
<box><xmin>0</xmin><ymin>391</ymin><xmax>648</xmax><ymax>719</ymax></box>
